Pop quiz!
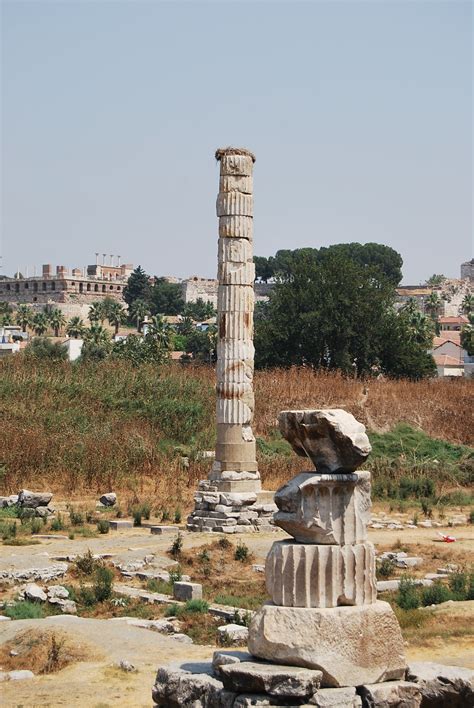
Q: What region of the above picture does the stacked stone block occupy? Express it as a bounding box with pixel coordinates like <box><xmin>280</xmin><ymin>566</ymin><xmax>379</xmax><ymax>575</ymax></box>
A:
<box><xmin>187</xmin><ymin>148</ymin><xmax>276</xmax><ymax>533</ymax></box>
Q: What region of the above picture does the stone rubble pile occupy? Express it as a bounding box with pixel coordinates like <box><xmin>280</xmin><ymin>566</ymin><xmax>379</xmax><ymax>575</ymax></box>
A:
<box><xmin>16</xmin><ymin>582</ymin><xmax>77</xmax><ymax>614</ymax></box>
<box><xmin>188</xmin><ymin>148</ymin><xmax>277</xmax><ymax>533</ymax></box>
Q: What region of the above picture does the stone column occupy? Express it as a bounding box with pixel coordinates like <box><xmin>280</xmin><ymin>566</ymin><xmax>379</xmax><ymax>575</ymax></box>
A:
<box><xmin>248</xmin><ymin>409</ymin><xmax>407</xmax><ymax>688</ymax></box>
<box><xmin>187</xmin><ymin>148</ymin><xmax>276</xmax><ymax>533</ymax></box>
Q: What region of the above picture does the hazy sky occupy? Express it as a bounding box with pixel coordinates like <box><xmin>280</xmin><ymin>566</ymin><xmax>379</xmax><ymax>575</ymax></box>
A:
<box><xmin>1</xmin><ymin>0</ymin><xmax>472</xmax><ymax>284</ymax></box>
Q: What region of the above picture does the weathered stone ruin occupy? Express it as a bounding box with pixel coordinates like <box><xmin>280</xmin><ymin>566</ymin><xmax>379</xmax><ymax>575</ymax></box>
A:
<box><xmin>187</xmin><ymin>148</ymin><xmax>276</xmax><ymax>533</ymax></box>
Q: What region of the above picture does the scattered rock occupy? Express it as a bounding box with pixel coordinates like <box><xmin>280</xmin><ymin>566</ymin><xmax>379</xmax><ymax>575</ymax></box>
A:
<box><xmin>311</xmin><ymin>686</ymin><xmax>361</xmax><ymax>707</ymax></box>
<box><xmin>99</xmin><ymin>493</ymin><xmax>117</xmax><ymax>507</ymax></box>
<box><xmin>47</xmin><ymin>585</ymin><xmax>69</xmax><ymax>600</ymax></box>
<box><xmin>278</xmin><ymin>409</ymin><xmax>371</xmax><ymax>473</ymax></box>
<box><xmin>118</xmin><ymin>659</ymin><xmax>136</xmax><ymax>672</ymax></box>
<box><xmin>170</xmin><ymin>633</ymin><xmax>193</xmax><ymax>644</ymax></box>
<box><xmin>173</xmin><ymin>582</ymin><xmax>202</xmax><ymax>602</ymax></box>
<box><xmin>0</xmin><ymin>615</ymin><xmax>12</xmax><ymax>621</ymax></box>
<box><xmin>17</xmin><ymin>489</ymin><xmax>53</xmax><ymax>508</ymax></box>
<box><xmin>109</xmin><ymin>520</ymin><xmax>133</xmax><ymax>530</ymax></box>
<box><xmin>6</xmin><ymin>670</ymin><xmax>35</xmax><ymax>681</ymax></box>
<box><xmin>24</xmin><ymin>583</ymin><xmax>47</xmax><ymax>602</ymax></box>
<box><xmin>358</xmin><ymin>680</ymin><xmax>421</xmax><ymax>707</ymax></box>
<box><xmin>0</xmin><ymin>495</ymin><xmax>19</xmax><ymax>508</ymax></box>
<box><xmin>58</xmin><ymin>599</ymin><xmax>77</xmax><ymax>614</ymax></box>
<box><xmin>153</xmin><ymin>662</ymin><xmax>225</xmax><ymax>708</ymax></box>
<box><xmin>212</xmin><ymin>650</ymin><xmax>253</xmax><ymax>676</ymax></box>
<box><xmin>150</xmin><ymin>526</ymin><xmax>178</xmax><ymax>535</ymax></box>
<box><xmin>217</xmin><ymin>624</ymin><xmax>249</xmax><ymax>646</ymax></box>
<box><xmin>35</xmin><ymin>506</ymin><xmax>55</xmax><ymax>518</ymax></box>
<box><xmin>219</xmin><ymin>661</ymin><xmax>322</xmax><ymax>698</ymax></box>
<box><xmin>406</xmin><ymin>661</ymin><xmax>474</xmax><ymax>707</ymax></box>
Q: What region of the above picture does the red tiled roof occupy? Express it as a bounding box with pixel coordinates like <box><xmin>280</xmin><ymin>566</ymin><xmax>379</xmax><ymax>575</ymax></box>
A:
<box><xmin>437</xmin><ymin>331</ymin><xmax>461</xmax><ymax>344</ymax></box>
<box><xmin>438</xmin><ymin>316</ymin><xmax>469</xmax><ymax>324</ymax></box>
<box><xmin>433</xmin><ymin>354</ymin><xmax>463</xmax><ymax>367</ymax></box>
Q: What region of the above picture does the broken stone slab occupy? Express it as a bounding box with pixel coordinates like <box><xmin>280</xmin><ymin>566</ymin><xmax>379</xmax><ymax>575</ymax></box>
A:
<box><xmin>395</xmin><ymin>557</ymin><xmax>423</xmax><ymax>568</ymax></box>
<box><xmin>0</xmin><ymin>615</ymin><xmax>12</xmax><ymax>621</ymax></box>
<box><xmin>358</xmin><ymin>681</ymin><xmax>421</xmax><ymax>707</ymax></box>
<box><xmin>0</xmin><ymin>495</ymin><xmax>19</xmax><ymax>507</ymax></box>
<box><xmin>248</xmin><ymin>601</ymin><xmax>406</xmax><ymax>688</ymax></box>
<box><xmin>170</xmin><ymin>633</ymin><xmax>194</xmax><ymax>644</ymax></box>
<box><xmin>35</xmin><ymin>506</ymin><xmax>55</xmax><ymax>518</ymax></box>
<box><xmin>24</xmin><ymin>583</ymin><xmax>47</xmax><ymax>602</ymax></box>
<box><xmin>217</xmin><ymin>624</ymin><xmax>249</xmax><ymax>646</ymax></box>
<box><xmin>274</xmin><ymin>472</ymin><xmax>371</xmax><ymax>544</ymax></box>
<box><xmin>406</xmin><ymin>661</ymin><xmax>474</xmax><ymax>707</ymax></box>
<box><xmin>57</xmin><ymin>599</ymin><xmax>77</xmax><ymax>614</ymax></box>
<box><xmin>152</xmin><ymin>662</ymin><xmax>230</xmax><ymax>708</ymax></box>
<box><xmin>150</xmin><ymin>525</ymin><xmax>180</xmax><ymax>535</ymax></box>
<box><xmin>219</xmin><ymin>493</ymin><xmax>258</xmax><ymax>507</ymax></box>
<box><xmin>47</xmin><ymin>585</ymin><xmax>69</xmax><ymax>600</ymax></box>
<box><xmin>278</xmin><ymin>410</ymin><xmax>371</xmax><ymax>473</ymax></box>
<box><xmin>219</xmin><ymin>661</ymin><xmax>322</xmax><ymax>698</ymax></box>
<box><xmin>212</xmin><ymin>650</ymin><xmax>254</xmax><ymax>675</ymax></box>
<box><xmin>4</xmin><ymin>670</ymin><xmax>35</xmax><ymax>681</ymax></box>
<box><xmin>109</xmin><ymin>520</ymin><xmax>133</xmax><ymax>530</ymax></box>
<box><xmin>312</xmin><ymin>686</ymin><xmax>361</xmax><ymax>707</ymax></box>
<box><xmin>17</xmin><ymin>489</ymin><xmax>53</xmax><ymax>508</ymax></box>
<box><xmin>173</xmin><ymin>582</ymin><xmax>203</xmax><ymax>602</ymax></box>
<box><xmin>0</xmin><ymin>559</ymin><xmax>68</xmax><ymax>584</ymax></box>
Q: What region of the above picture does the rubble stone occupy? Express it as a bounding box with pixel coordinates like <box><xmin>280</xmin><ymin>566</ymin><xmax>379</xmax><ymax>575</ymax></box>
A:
<box><xmin>406</xmin><ymin>661</ymin><xmax>474</xmax><ymax>707</ymax></box>
<box><xmin>99</xmin><ymin>493</ymin><xmax>117</xmax><ymax>506</ymax></box>
<box><xmin>217</xmin><ymin>624</ymin><xmax>249</xmax><ymax>645</ymax></box>
<box><xmin>358</xmin><ymin>681</ymin><xmax>421</xmax><ymax>707</ymax></box>
<box><xmin>18</xmin><ymin>489</ymin><xmax>53</xmax><ymax>508</ymax></box>
<box><xmin>219</xmin><ymin>661</ymin><xmax>322</xmax><ymax>698</ymax></box>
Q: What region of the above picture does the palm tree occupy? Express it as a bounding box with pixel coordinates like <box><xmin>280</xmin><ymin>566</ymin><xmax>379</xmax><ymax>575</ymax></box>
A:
<box><xmin>49</xmin><ymin>308</ymin><xmax>67</xmax><ymax>337</ymax></box>
<box><xmin>461</xmin><ymin>294</ymin><xmax>474</xmax><ymax>316</ymax></box>
<box><xmin>177</xmin><ymin>315</ymin><xmax>194</xmax><ymax>336</ymax></box>
<box><xmin>16</xmin><ymin>304</ymin><xmax>33</xmax><ymax>332</ymax></box>
<box><xmin>149</xmin><ymin>315</ymin><xmax>172</xmax><ymax>350</ymax></box>
<box><xmin>425</xmin><ymin>292</ymin><xmax>441</xmax><ymax>320</ymax></box>
<box><xmin>84</xmin><ymin>323</ymin><xmax>110</xmax><ymax>346</ymax></box>
<box><xmin>1</xmin><ymin>312</ymin><xmax>13</xmax><ymax>326</ymax></box>
<box><xmin>130</xmin><ymin>299</ymin><xmax>150</xmax><ymax>332</ymax></box>
<box><xmin>107</xmin><ymin>301</ymin><xmax>126</xmax><ymax>335</ymax></box>
<box><xmin>88</xmin><ymin>301</ymin><xmax>103</xmax><ymax>324</ymax></box>
<box><xmin>66</xmin><ymin>316</ymin><xmax>86</xmax><ymax>339</ymax></box>
<box><xmin>32</xmin><ymin>312</ymin><xmax>49</xmax><ymax>336</ymax></box>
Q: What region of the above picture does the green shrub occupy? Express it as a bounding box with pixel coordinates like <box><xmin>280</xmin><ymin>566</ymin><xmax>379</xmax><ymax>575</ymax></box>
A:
<box><xmin>133</xmin><ymin>509</ymin><xmax>142</xmax><ymax>527</ymax></box>
<box><xmin>469</xmin><ymin>509</ymin><xmax>474</xmax><ymax>524</ymax></box>
<box><xmin>50</xmin><ymin>514</ymin><xmax>65</xmax><ymax>532</ymax></box>
<box><xmin>217</xmin><ymin>537</ymin><xmax>231</xmax><ymax>550</ymax></box>
<box><xmin>397</xmin><ymin>576</ymin><xmax>420</xmax><ymax>610</ymax></box>
<box><xmin>174</xmin><ymin>508</ymin><xmax>182</xmax><ymax>524</ymax></box>
<box><xmin>234</xmin><ymin>542</ymin><xmax>249</xmax><ymax>562</ymax></box>
<box><xmin>30</xmin><ymin>518</ymin><xmax>42</xmax><ymax>535</ymax></box>
<box><xmin>376</xmin><ymin>558</ymin><xmax>395</xmax><ymax>579</ymax></box>
<box><xmin>96</xmin><ymin>520</ymin><xmax>110</xmax><ymax>534</ymax></box>
<box><xmin>19</xmin><ymin>508</ymin><xmax>35</xmax><ymax>524</ymax></box>
<box><xmin>164</xmin><ymin>603</ymin><xmax>179</xmax><ymax>617</ymax></box>
<box><xmin>421</xmin><ymin>582</ymin><xmax>452</xmax><ymax>606</ymax></box>
<box><xmin>1</xmin><ymin>521</ymin><xmax>17</xmax><ymax>540</ymax></box>
<box><xmin>25</xmin><ymin>337</ymin><xmax>68</xmax><ymax>362</ymax></box>
<box><xmin>421</xmin><ymin>499</ymin><xmax>433</xmax><ymax>518</ymax></box>
<box><xmin>184</xmin><ymin>599</ymin><xmax>209</xmax><ymax>613</ymax></box>
<box><xmin>78</xmin><ymin>586</ymin><xmax>96</xmax><ymax>607</ymax></box>
<box><xmin>448</xmin><ymin>570</ymin><xmax>473</xmax><ymax>600</ymax></box>
<box><xmin>4</xmin><ymin>600</ymin><xmax>45</xmax><ymax>620</ymax></box>
<box><xmin>75</xmin><ymin>549</ymin><xmax>98</xmax><ymax>575</ymax></box>
<box><xmin>169</xmin><ymin>567</ymin><xmax>183</xmax><ymax>584</ymax></box>
<box><xmin>169</xmin><ymin>532</ymin><xmax>183</xmax><ymax>559</ymax></box>
<box><xmin>93</xmin><ymin>565</ymin><xmax>114</xmax><ymax>602</ymax></box>
<box><xmin>161</xmin><ymin>508</ymin><xmax>170</xmax><ymax>521</ymax></box>
<box><xmin>147</xmin><ymin>578</ymin><xmax>172</xmax><ymax>594</ymax></box>
<box><xmin>140</xmin><ymin>502</ymin><xmax>151</xmax><ymax>520</ymax></box>
<box><xmin>69</xmin><ymin>509</ymin><xmax>84</xmax><ymax>526</ymax></box>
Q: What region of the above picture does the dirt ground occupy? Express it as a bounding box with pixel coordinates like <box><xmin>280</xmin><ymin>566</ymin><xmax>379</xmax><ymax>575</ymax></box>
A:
<box><xmin>1</xmin><ymin>508</ymin><xmax>473</xmax><ymax>707</ymax></box>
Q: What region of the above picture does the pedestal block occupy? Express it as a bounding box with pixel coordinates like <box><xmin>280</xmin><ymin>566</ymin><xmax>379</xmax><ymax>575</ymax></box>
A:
<box><xmin>266</xmin><ymin>540</ymin><xmax>376</xmax><ymax>608</ymax></box>
<box><xmin>248</xmin><ymin>601</ymin><xmax>406</xmax><ymax>688</ymax></box>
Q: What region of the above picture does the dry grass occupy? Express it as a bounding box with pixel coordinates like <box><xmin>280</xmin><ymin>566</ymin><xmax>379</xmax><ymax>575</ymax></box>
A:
<box><xmin>0</xmin><ymin>629</ymin><xmax>94</xmax><ymax>673</ymax></box>
<box><xmin>0</xmin><ymin>358</ymin><xmax>472</xmax><ymax>506</ymax></box>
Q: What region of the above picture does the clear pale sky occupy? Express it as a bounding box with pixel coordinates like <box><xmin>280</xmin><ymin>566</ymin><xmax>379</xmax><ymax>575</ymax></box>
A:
<box><xmin>1</xmin><ymin>0</ymin><xmax>472</xmax><ymax>284</ymax></box>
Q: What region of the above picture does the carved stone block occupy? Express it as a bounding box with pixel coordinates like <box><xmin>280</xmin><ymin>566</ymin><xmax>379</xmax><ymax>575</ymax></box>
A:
<box><xmin>274</xmin><ymin>472</ymin><xmax>371</xmax><ymax>544</ymax></box>
<box><xmin>266</xmin><ymin>540</ymin><xmax>376</xmax><ymax>608</ymax></box>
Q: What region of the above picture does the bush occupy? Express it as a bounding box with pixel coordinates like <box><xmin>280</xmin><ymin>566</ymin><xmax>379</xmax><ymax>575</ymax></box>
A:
<box><xmin>421</xmin><ymin>582</ymin><xmax>452</xmax><ymax>606</ymax></box>
<box><xmin>30</xmin><ymin>518</ymin><xmax>42</xmax><ymax>535</ymax></box>
<box><xmin>50</xmin><ymin>514</ymin><xmax>65</xmax><ymax>532</ymax></box>
<box><xmin>96</xmin><ymin>520</ymin><xmax>110</xmax><ymax>534</ymax></box>
<box><xmin>93</xmin><ymin>565</ymin><xmax>114</xmax><ymax>602</ymax></box>
<box><xmin>75</xmin><ymin>549</ymin><xmax>98</xmax><ymax>575</ymax></box>
<box><xmin>448</xmin><ymin>570</ymin><xmax>474</xmax><ymax>600</ymax></box>
<box><xmin>4</xmin><ymin>600</ymin><xmax>45</xmax><ymax>619</ymax></box>
<box><xmin>25</xmin><ymin>338</ymin><xmax>68</xmax><ymax>362</ymax></box>
<box><xmin>234</xmin><ymin>542</ymin><xmax>249</xmax><ymax>562</ymax></box>
<box><xmin>164</xmin><ymin>603</ymin><xmax>179</xmax><ymax>617</ymax></box>
<box><xmin>217</xmin><ymin>537</ymin><xmax>231</xmax><ymax>550</ymax></box>
<box><xmin>133</xmin><ymin>509</ymin><xmax>142</xmax><ymax>527</ymax></box>
<box><xmin>1</xmin><ymin>521</ymin><xmax>17</xmax><ymax>540</ymax></box>
<box><xmin>376</xmin><ymin>558</ymin><xmax>395</xmax><ymax>579</ymax></box>
<box><xmin>397</xmin><ymin>576</ymin><xmax>420</xmax><ymax>610</ymax></box>
<box><xmin>78</xmin><ymin>586</ymin><xmax>96</xmax><ymax>607</ymax></box>
<box><xmin>169</xmin><ymin>532</ymin><xmax>183</xmax><ymax>559</ymax></box>
<box><xmin>184</xmin><ymin>599</ymin><xmax>209</xmax><ymax>614</ymax></box>
<box><xmin>69</xmin><ymin>509</ymin><xmax>84</xmax><ymax>526</ymax></box>
<box><xmin>169</xmin><ymin>567</ymin><xmax>182</xmax><ymax>583</ymax></box>
<box><xmin>161</xmin><ymin>509</ymin><xmax>170</xmax><ymax>522</ymax></box>
<box><xmin>174</xmin><ymin>508</ymin><xmax>182</xmax><ymax>524</ymax></box>
<box><xmin>141</xmin><ymin>502</ymin><xmax>151</xmax><ymax>520</ymax></box>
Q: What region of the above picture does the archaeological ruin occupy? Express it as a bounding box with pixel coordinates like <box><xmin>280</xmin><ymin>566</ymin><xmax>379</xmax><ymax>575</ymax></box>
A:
<box><xmin>187</xmin><ymin>148</ymin><xmax>276</xmax><ymax>533</ymax></box>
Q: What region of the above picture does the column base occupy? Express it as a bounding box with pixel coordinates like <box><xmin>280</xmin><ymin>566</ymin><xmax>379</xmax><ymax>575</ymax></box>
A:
<box><xmin>248</xmin><ymin>601</ymin><xmax>406</xmax><ymax>688</ymax></box>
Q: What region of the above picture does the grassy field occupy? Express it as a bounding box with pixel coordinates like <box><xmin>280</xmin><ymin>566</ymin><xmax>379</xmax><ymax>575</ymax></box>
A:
<box><xmin>0</xmin><ymin>357</ymin><xmax>472</xmax><ymax>511</ymax></box>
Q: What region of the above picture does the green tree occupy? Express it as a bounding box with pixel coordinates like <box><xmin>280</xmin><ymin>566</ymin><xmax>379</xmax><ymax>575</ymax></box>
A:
<box><xmin>32</xmin><ymin>312</ymin><xmax>49</xmax><ymax>336</ymax></box>
<box><xmin>177</xmin><ymin>315</ymin><xmax>194</xmax><ymax>336</ymax></box>
<box><xmin>1</xmin><ymin>311</ymin><xmax>13</xmax><ymax>326</ymax></box>
<box><xmin>150</xmin><ymin>278</ymin><xmax>184</xmax><ymax>315</ymax></box>
<box><xmin>49</xmin><ymin>308</ymin><xmax>67</xmax><ymax>337</ymax></box>
<box><xmin>461</xmin><ymin>294</ymin><xmax>474</xmax><ymax>316</ymax></box>
<box><xmin>66</xmin><ymin>316</ymin><xmax>86</xmax><ymax>339</ymax></box>
<box><xmin>426</xmin><ymin>274</ymin><xmax>446</xmax><ymax>287</ymax></box>
<box><xmin>183</xmin><ymin>298</ymin><xmax>216</xmax><ymax>321</ymax></box>
<box><xmin>107</xmin><ymin>301</ymin><xmax>126</xmax><ymax>335</ymax></box>
<box><xmin>25</xmin><ymin>337</ymin><xmax>68</xmax><ymax>361</ymax></box>
<box><xmin>425</xmin><ymin>292</ymin><xmax>442</xmax><ymax>321</ymax></box>
<box><xmin>81</xmin><ymin>324</ymin><xmax>112</xmax><ymax>361</ymax></box>
<box><xmin>123</xmin><ymin>266</ymin><xmax>151</xmax><ymax>307</ymax></box>
<box><xmin>254</xmin><ymin>256</ymin><xmax>274</xmax><ymax>283</ymax></box>
<box><xmin>461</xmin><ymin>325</ymin><xmax>474</xmax><ymax>356</ymax></box>
<box><xmin>185</xmin><ymin>325</ymin><xmax>217</xmax><ymax>362</ymax></box>
<box><xmin>129</xmin><ymin>298</ymin><xmax>150</xmax><ymax>332</ymax></box>
<box><xmin>16</xmin><ymin>304</ymin><xmax>33</xmax><ymax>332</ymax></box>
<box><xmin>112</xmin><ymin>332</ymin><xmax>170</xmax><ymax>365</ymax></box>
<box><xmin>149</xmin><ymin>315</ymin><xmax>172</xmax><ymax>350</ymax></box>
<box><xmin>88</xmin><ymin>301</ymin><xmax>103</xmax><ymax>324</ymax></box>
<box><xmin>84</xmin><ymin>323</ymin><xmax>110</xmax><ymax>347</ymax></box>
